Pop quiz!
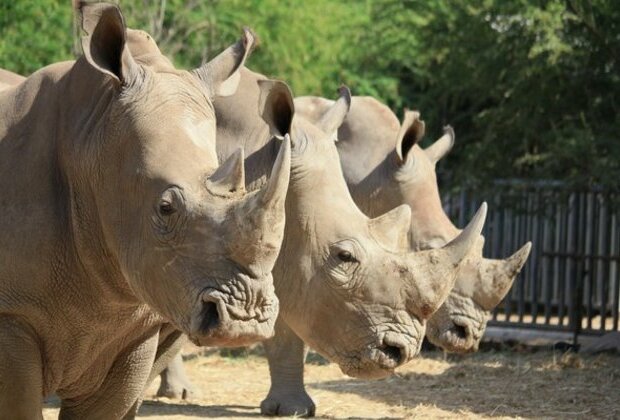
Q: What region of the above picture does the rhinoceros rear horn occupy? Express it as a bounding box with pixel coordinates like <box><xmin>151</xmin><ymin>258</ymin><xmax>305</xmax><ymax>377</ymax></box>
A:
<box><xmin>317</xmin><ymin>85</ymin><xmax>351</xmax><ymax>136</ymax></box>
<box><xmin>258</xmin><ymin>79</ymin><xmax>295</xmax><ymax>139</ymax></box>
<box><xmin>78</xmin><ymin>1</ymin><xmax>140</xmax><ymax>85</ymax></box>
<box><xmin>194</xmin><ymin>28</ymin><xmax>255</xmax><ymax>98</ymax></box>
<box><xmin>260</xmin><ymin>134</ymin><xmax>291</xmax><ymax>208</ymax></box>
<box><xmin>443</xmin><ymin>202</ymin><xmax>487</xmax><ymax>265</ymax></box>
<box><xmin>425</xmin><ymin>125</ymin><xmax>455</xmax><ymax>164</ymax></box>
<box><xmin>476</xmin><ymin>242</ymin><xmax>532</xmax><ymax>309</ymax></box>
<box><xmin>369</xmin><ymin>204</ymin><xmax>412</xmax><ymax>251</ymax></box>
<box><xmin>207</xmin><ymin>148</ymin><xmax>246</xmax><ymax>195</ymax></box>
<box><xmin>396</xmin><ymin>110</ymin><xmax>425</xmax><ymax>164</ymax></box>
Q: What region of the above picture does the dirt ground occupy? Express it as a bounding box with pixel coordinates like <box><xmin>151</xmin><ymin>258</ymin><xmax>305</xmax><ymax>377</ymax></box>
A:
<box><xmin>43</xmin><ymin>347</ymin><xmax>620</xmax><ymax>419</ymax></box>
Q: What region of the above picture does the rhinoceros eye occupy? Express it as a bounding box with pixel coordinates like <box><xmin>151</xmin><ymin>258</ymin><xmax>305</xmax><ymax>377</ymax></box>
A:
<box><xmin>159</xmin><ymin>201</ymin><xmax>175</xmax><ymax>216</ymax></box>
<box><xmin>338</xmin><ymin>250</ymin><xmax>357</xmax><ymax>263</ymax></box>
<box><xmin>152</xmin><ymin>187</ymin><xmax>186</xmax><ymax>241</ymax></box>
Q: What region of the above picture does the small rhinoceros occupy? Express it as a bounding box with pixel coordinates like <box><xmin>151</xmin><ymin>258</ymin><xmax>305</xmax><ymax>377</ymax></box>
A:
<box><xmin>296</xmin><ymin>95</ymin><xmax>532</xmax><ymax>354</ymax></box>
<box><xmin>154</xmin><ymin>63</ymin><xmax>487</xmax><ymax>416</ymax></box>
<box><xmin>0</xmin><ymin>3</ymin><xmax>291</xmax><ymax>418</ymax></box>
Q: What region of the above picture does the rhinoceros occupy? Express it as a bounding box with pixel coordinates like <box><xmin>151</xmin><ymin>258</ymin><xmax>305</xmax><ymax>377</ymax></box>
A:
<box><xmin>0</xmin><ymin>3</ymin><xmax>292</xmax><ymax>418</ymax></box>
<box><xmin>0</xmin><ymin>69</ymin><xmax>24</xmax><ymax>91</ymax></box>
<box><xmin>150</xmin><ymin>61</ymin><xmax>487</xmax><ymax>415</ymax></box>
<box><xmin>296</xmin><ymin>95</ymin><xmax>532</xmax><ymax>354</ymax></box>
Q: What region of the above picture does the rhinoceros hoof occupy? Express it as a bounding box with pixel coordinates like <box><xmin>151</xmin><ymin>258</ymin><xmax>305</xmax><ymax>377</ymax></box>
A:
<box><xmin>260</xmin><ymin>391</ymin><xmax>316</xmax><ymax>417</ymax></box>
<box><xmin>156</xmin><ymin>376</ymin><xmax>198</xmax><ymax>400</ymax></box>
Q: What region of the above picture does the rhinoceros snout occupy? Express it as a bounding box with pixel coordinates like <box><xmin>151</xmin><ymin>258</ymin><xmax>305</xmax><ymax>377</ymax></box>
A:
<box><xmin>189</xmin><ymin>276</ymin><xmax>279</xmax><ymax>347</ymax></box>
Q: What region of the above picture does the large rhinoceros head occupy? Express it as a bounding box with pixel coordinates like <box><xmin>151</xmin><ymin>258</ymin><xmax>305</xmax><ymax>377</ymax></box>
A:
<box><xmin>257</xmin><ymin>81</ymin><xmax>486</xmax><ymax>379</ymax></box>
<box><xmin>73</xmin><ymin>3</ymin><xmax>290</xmax><ymax>347</ymax></box>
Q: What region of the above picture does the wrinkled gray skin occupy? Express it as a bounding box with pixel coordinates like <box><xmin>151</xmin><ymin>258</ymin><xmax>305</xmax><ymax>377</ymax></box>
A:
<box><xmin>296</xmin><ymin>95</ymin><xmax>532</xmax><ymax>354</ymax></box>
<box><xmin>157</xmin><ymin>65</ymin><xmax>487</xmax><ymax>416</ymax></box>
<box><xmin>0</xmin><ymin>4</ymin><xmax>291</xmax><ymax>418</ymax></box>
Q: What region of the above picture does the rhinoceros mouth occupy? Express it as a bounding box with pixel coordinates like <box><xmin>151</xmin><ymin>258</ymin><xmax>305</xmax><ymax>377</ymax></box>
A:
<box><xmin>334</xmin><ymin>321</ymin><xmax>424</xmax><ymax>379</ymax></box>
<box><xmin>438</xmin><ymin>312</ymin><xmax>488</xmax><ymax>353</ymax></box>
<box><xmin>188</xmin><ymin>281</ymin><xmax>279</xmax><ymax>347</ymax></box>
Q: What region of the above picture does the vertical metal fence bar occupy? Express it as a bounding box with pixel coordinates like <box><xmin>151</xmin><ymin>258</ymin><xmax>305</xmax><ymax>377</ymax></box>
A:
<box><xmin>612</xmin><ymin>207</ymin><xmax>619</xmax><ymax>330</ymax></box>
<box><xmin>598</xmin><ymin>193</ymin><xmax>609</xmax><ymax>332</ymax></box>
<box><xmin>585</xmin><ymin>192</ymin><xmax>594</xmax><ymax>330</ymax></box>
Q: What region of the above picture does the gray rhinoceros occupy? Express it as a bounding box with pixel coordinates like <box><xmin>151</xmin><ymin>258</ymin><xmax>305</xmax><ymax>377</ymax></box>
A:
<box><xmin>0</xmin><ymin>3</ymin><xmax>291</xmax><ymax>418</ymax></box>
<box><xmin>296</xmin><ymin>95</ymin><xmax>532</xmax><ymax>353</ymax></box>
<box><xmin>0</xmin><ymin>69</ymin><xmax>24</xmax><ymax>91</ymax></box>
<box><xmin>154</xmin><ymin>62</ymin><xmax>487</xmax><ymax>416</ymax></box>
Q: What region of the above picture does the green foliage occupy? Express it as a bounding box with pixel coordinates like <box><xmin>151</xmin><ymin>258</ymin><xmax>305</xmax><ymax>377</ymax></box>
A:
<box><xmin>0</xmin><ymin>0</ymin><xmax>617</xmax><ymax>189</ymax></box>
<box><xmin>0</xmin><ymin>1</ymin><xmax>74</xmax><ymax>75</ymax></box>
<box><xmin>353</xmin><ymin>0</ymin><xmax>620</xmax><ymax>190</ymax></box>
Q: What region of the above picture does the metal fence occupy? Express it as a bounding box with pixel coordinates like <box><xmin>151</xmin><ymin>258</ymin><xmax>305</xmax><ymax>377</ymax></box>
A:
<box><xmin>443</xmin><ymin>180</ymin><xmax>620</xmax><ymax>342</ymax></box>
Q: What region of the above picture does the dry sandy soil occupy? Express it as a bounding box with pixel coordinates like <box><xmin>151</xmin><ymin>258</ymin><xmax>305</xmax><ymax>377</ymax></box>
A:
<box><xmin>43</xmin><ymin>347</ymin><xmax>620</xmax><ymax>419</ymax></box>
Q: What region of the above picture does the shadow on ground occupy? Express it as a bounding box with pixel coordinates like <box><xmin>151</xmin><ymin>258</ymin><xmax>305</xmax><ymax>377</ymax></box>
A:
<box><xmin>137</xmin><ymin>402</ymin><xmax>260</xmax><ymax>418</ymax></box>
<box><xmin>308</xmin><ymin>350</ymin><xmax>620</xmax><ymax>418</ymax></box>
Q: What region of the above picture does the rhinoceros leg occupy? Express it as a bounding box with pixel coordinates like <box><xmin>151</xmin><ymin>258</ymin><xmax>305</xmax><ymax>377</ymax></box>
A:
<box><xmin>123</xmin><ymin>324</ymin><xmax>188</xmax><ymax>419</ymax></box>
<box><xmin>157</xmin><ymin>352</ymin><xmax>196</xmax><ymax>399</ymax></box>
<box><xmin>59</xmin><ymin>331</ymin><xmax>159</xmax><ymax>420</ymax></box>
<box><xmin>0</xmin><ymin>316</ymin><xmax>44</xmax><ymax>419</ymax></box>
<box><xmin>260</xmin><ymin>319</ymin><xmax>314</xmax><ymax>417</ymax></box>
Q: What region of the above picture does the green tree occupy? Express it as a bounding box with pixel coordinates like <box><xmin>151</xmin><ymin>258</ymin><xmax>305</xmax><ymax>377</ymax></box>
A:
<box><xmin>353</xmin><ymin>0</ymin><xmax>620</xmax><ymax>190</ymax></box>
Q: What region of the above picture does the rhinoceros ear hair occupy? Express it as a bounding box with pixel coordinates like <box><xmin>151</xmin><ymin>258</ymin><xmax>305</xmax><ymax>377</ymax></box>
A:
<box><xmin>425</xmin><ymin>125</ymin><xmax>455</xmax><ymax>164</ymax></box>
<box><xmin>317</xmin><ymin>85</ymin><xmax>351</xmax><ymax>137</ymax></box>
<box><xmin>395</xmin><ymin>109</ymin><xmax>424</xmax><ymax>165</ymax></box>
<box><xmin>77</xmin><ymin>1</ymin><xmax>140</xmax><ymax>86</ymax></box>
<box><xmin>257</xmin><ymin>79</ymin><xmax>295</xmax><ymax>139</ymax></box>
<box><xmin>193</xmin><ymin>28</ymin><xmax>256</xmax><ymax>98</ymax></box>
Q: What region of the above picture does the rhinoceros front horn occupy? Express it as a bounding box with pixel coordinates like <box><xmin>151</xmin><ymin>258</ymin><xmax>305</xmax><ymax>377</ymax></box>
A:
<box><xmin>223</xmin><ymin>136</ymin><xmax>291</xmax><ymax>275</ymax></box>
<box><xmin>405</xmin><ymin>203</ymin><xmax>488</xmax><ymax>319</ymax></box>
<box><xmin>443</xmin><ymin>202</ymin><xmax>488</xmax><ymax>265</ymax></box>
<box><xmin>475</xmin><ymin>241</ymin><xmax>532</xmax><ymax>310</ymax></box>
<box><xmin>260</xmin><ymin>134</ymin><xmax>292</xmax><ymax>208</ymax></box>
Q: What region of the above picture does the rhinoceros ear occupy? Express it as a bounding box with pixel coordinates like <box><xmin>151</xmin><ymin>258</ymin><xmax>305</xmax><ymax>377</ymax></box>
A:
<box><xmin>369</xmin><ymin>204</ymin><xmax>411</xmax><ymax>251</ymax></box>
<box><xmin>425</xmin><ymin>125</ymin><xmax>455</xmax><ymax>164</ymax></box>
<box><xmin>257</xmin><ymin>79</ymin><xmax>294</xmax><ymax>138</ymax></box>
<box><xmin>396</xmin><ymin>110</ymin><xmax>425</xmax><ymax>165</ymax></box>
<box><xmin>317</xmin><ymin>85</ymin><xmax>351</xmax><ymax>137</ymax></box>
<box><xmin>194</xmin><ymin>28</ymin><xmax>255</xmax><ymax>98</ymax></box>
<box><xmin>77</xmin><ymin>2</ymin><xmax>140</xmax><ymax>85</ymax></box>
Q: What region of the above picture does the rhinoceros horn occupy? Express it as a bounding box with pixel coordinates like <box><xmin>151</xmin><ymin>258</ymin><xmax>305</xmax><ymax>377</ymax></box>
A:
<box><xmin>260</xmin><ymin>134</ymin><xmax>292</xmax><ymax>207</ymax></box>
<box><xmin>218</xmin><ymin>135</ymin><xmax>291</xmax><ymax>274</ymax></box>
<box><xmin>475</xmin><ymin>242</ymin><xmax>532</xmax><ymax>310</ymax></box>
<box><xmin>317</xmin><ymin>85</ymin><xmax>351</xmax><ymax>136</ymax></box>
<box><xmin>396</xmin><ymin>110</ymin><xmax>425</xmax><ymax>164</ymax></box>
<box><xmin>424</xmin><ymin>125</ymin><xmax>455</xmax><ymax>164</ymax></box>
<box><xmin>369</xmin><ymin>204</ymin><xmax>412</xmax><ymax>251</ymax></box>
<box><xmin>208</xmin><ymin>148</ymin><xmax>246</xmax><ymax>195</ymax></box>
<box><xmin>405</xmin><ymin>203</ymin><xmax>488</xmax><ymax>319</ymax></box>
<box><xmin>193</xmin><ymin>27</ymin><xmax>256</xmax><ymax>97</ymax></box>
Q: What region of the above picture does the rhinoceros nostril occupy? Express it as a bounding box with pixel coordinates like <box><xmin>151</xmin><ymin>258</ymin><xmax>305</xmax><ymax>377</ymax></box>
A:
<box><xmin>201</xmin><ymin>301</ymin><xmax>220</xmax><ymax>334</ymax></box>
<box><xmin>380</xmin><ymin>344</ymin><xmax>403</xmax><ymax>365</ymax></box>
<box><xmin>452</xmin><ymin>323</ymin><xmax>468</xmax><ymax>339</ymax></box>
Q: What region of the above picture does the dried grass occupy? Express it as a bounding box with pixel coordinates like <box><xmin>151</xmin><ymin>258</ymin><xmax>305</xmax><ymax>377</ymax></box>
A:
<box><xmin>43</xmin><ymin>348</ymin><xmax>620</xmax><ymax>419</ymax></box>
